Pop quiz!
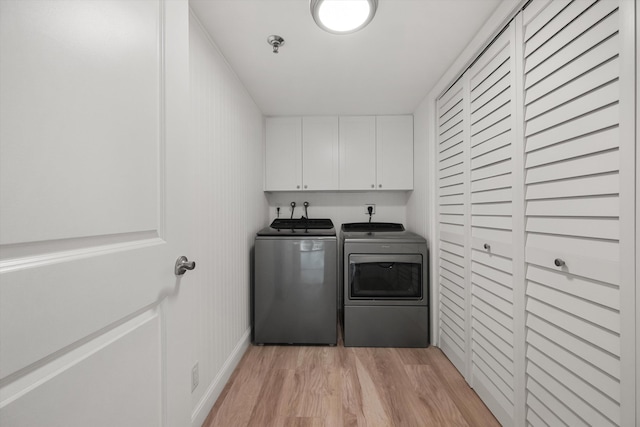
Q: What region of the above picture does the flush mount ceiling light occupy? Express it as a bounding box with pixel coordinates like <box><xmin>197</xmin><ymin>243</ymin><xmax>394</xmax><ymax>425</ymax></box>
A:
<box><xmin>310</xmin><ymin>0</ymin><xmax>378</xmax><ymax>35</ymax></box>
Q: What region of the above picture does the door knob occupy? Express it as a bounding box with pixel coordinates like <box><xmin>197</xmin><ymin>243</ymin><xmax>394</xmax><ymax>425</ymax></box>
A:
<box><xmin>175</xmin><ymin>256</ymin><xmax>196</xmax><ymax>275</ymax></box>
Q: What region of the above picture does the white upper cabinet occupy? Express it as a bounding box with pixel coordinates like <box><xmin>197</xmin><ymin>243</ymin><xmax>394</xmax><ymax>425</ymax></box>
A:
<box><xmin>264</xmin><ymin>117</ymin><xmax>302</xmax><ymax>191</ymax></box>
<box><xmin>266</xmin><ymin>115</ymin><xmax>414</xmax><ymax>191</ymax></box>
<box><xmin>302</xmin><ymin>116</ymin><xmax>339</xmax><ymax>190</ymax></box>
<box><xmin>339</xmin><ymin>116</ymin><xmax>377</xmax><ymax>190</ymax></box>
<box><xmin>376</xmin><ymin>115</ymin><xmax>413</xmax><ymax>190</ymax></box>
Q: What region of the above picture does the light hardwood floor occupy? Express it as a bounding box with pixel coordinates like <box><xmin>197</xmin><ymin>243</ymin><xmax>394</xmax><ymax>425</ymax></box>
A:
<box><xmin>202</xmin><ymin>338</ymin><xmax>500</xmax><ymax>427</ymax></box>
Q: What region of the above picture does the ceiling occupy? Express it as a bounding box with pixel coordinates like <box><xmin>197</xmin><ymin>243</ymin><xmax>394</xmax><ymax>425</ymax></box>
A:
<box><xmin>189</xmin><ymin>0</ymin><xmax>503</xmax><ymax>116</ymax></box>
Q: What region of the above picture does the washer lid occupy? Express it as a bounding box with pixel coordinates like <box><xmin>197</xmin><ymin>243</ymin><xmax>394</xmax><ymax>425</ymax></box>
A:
<box><xmin>341</xmin><ymin>222</ymin><xmax>405</xmax><ymax>232</ymax></box>
<box><xmin>257</xmin><ymin>218</ymin><xmax>336</xmax><ymax>236</ymax></box>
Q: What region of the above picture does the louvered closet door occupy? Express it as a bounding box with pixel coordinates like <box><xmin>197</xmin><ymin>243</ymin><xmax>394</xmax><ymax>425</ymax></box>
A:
<box><xmin>467</xmin><ymin>21</ymin><xmax>517</xmax><ymax>426</ymax></box>
<box><xmin>436</xmin><ymin>78</ymin><xmax>468</xmax><ymax>373</ymax></box>
<box><xmin>522</xmin><ymin>1</ymin><xmax>624</xmax><ymax>426</ymax></box>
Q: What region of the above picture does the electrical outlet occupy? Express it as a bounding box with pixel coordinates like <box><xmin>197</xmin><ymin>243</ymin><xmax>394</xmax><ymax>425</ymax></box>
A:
<box><xmin>191</xmin><ymin>362</ymin><xmax>199</xmax><ymax>392</ymax></box>
<box><xmin>365</xmin><ymin>204</ymin><xmax>376</xmax><ymax>215</ymax></box>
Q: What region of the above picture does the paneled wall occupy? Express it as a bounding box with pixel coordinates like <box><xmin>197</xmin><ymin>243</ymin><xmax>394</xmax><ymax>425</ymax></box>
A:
<box><xmin>189</xmin><ymin>13</ymin><xmax>268</xmax><ymax>426</ymax></box>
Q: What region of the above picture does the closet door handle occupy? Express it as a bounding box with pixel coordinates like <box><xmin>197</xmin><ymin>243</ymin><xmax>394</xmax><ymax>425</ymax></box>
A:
<box><xmin>483</xmin><ymin>243</ymin><xmax>490</xmax><ymax>251</ymax></box>
<box><xmin>554</xmin><ymin>258</ymin><xmax>565</xmax><ymax>267</ymax></box>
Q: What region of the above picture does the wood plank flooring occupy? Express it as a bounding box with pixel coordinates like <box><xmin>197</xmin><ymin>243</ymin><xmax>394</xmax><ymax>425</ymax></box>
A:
<box><xmin>202</xmin><ymin>340</ymin><xmax>500</xmax><ymax>427</ymax></box>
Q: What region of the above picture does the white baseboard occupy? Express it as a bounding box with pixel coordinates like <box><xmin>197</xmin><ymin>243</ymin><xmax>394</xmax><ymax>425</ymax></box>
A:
<box><xmin>191</xmin><ymin>328</ymin><xmax>251</xmax><ymax>427</ymax></box>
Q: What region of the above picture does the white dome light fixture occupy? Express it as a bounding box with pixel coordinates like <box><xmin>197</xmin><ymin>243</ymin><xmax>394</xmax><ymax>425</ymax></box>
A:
<box><xmin>310</xmin><ymin>0</ymin><xmax>378</xmax><ymax>35</ymax></box>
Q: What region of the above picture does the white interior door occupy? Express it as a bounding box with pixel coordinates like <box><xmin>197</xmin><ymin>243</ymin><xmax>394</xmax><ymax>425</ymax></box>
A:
<box><xmin>0</xmin><ymin>1</ymin><xmax>192</xmax><ymax>426</ymax></box>
<box><xmin>436</xmin><ymin>78</ymin><xmax>469</xmax><ymax>374</ymax></box>
<box><xmin>522</xmin><ymin>1</ymin><xmax>627</xmax><ymax>425</ymax></box>
<box><xmin>467</xmin><ymin>21</ymin><xmax>518</xmax><ymax>426</ymax></box>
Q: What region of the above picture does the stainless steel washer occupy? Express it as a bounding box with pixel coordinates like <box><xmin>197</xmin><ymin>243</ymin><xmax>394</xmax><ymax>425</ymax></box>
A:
<box><xmin>341</xmin><ymin>223</ymin><xmax>429</xmax><ymax>347</ymax></box>
<box><xmin>254</xmin><ymin>219</ymin><xmax>337</xmax><ymax>345</ymax></box>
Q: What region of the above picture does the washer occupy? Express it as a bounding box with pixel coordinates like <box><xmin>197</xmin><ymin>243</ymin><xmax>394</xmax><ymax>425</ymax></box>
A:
<box><xmin>254</xmin><ymin>218</ymin><xmax>337</xmax><ymax>345</ymax></box>
<box><xmin>341</xmin><ymin>223</ymin><xmax>429</xmax><ymax>347</ymax></box>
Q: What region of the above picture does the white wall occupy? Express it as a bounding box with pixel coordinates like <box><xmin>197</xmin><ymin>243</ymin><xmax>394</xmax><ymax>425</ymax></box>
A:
<box><xmin>265</xmin><ymin>191</ymin><xmax>409</xmax><ymax>229</ymax></box>
<box><xmin>188</xmin><ymin>12</ymin><xmax>268</xmax><ymax>426</ymax></box>
<box><xmin>406</xmin><ymin>98</ymin><xmax>432</xmax><ymax>238</ymax></box>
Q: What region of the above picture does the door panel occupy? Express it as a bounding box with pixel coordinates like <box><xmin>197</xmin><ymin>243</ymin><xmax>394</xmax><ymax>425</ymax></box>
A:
<box><xmin>1</xmin><ymin>311</ymin><xmax>162</xmax><ymax>427</ymax></box>
<box><xmin>339</xmin><ymin>116</ymin><xmax>376</xmax><ymax>190</ymax></box>
<box><xmin>265</xmin><ymin>117</ymin><xmax>302</xmax><ymax>191</ymax></box>
<box><xmin>0</xmin><ymin>0</ymin><xmax>160</xmax><ymax>245</ymax></box>
<box><xmin>302</xmin><ymin>116</ymin><xmax>339</xmax><ymax>190</ymax></box>
<box><xmin>0</xmin><ymin>1</ymin><xmax>191</xmax><ymax>425</ymax></box>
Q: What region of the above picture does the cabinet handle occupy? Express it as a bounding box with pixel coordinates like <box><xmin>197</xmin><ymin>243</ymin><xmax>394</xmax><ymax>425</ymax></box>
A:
<box><xmin>379</xmin><ymin>184</ymin><xmax>382</xmax><ymax>188</ymax></box>
<box><xmin>371</xmin><ymin>184</ymin><xmax>375</xmax><ymax>188</ymax></box>
<box><xmin>296</xmin><ymin>185</ymin><xmax>300</xmax><ymax>189</ymax></box>
<box><xmin>304</xmin><ymin>185</ymin><xmax>307</xmax><ymax>189</ymax></box>
<box><xmin>554</xmin><ymin>258</ymin><xmax>565</xmax><ymax>267</ymax></box>
<box><xmin>483</xmin><ymin>243</ymin><xmax>490</xmax><ymax>251</ymax></box>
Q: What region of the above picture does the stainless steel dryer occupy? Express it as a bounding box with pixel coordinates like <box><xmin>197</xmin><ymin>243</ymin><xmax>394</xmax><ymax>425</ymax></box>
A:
<box><xmin>254</xmin><ymin>218</ymin><xmax>337</xmax><ymax>345</ymax></box>
<box><xmin>341</xmin><ymin>223</ymin><xmax>429</xmax><ymax>347</ymax></box>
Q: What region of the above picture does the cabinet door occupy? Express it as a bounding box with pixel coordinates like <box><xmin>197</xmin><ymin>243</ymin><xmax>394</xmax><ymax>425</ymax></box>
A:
<box><xmin>265</xmin><ymin>117</ymin><xmax>302</xmax><ymax>191</ymax></box>
<box><xmin>468</xmin><ymin>21</ymin><xmax>518</xmax><ymax>427</ymax></box>
<box><xmin>339</xmin><ymin>116</ymin><xmax>376</xmax><ymax>190</ymax></box>
<box><xmin>302</xmin><ymin>116</ymin><xmax>339</xmax><ymax>190</ymax></box>
<box><xmin>376</xmin><ymin>115</ymin><xmax>413</xmax><ymax>190</ymax></box>
<box><xmin>522</xmin><ymin>1</ymin><xmax>627</xmax><ymax>425</ymax></box>
<box><xmin>436</xmin><ymin>78</ymin><xmax>468</xmax><ymax>374</ymax></box>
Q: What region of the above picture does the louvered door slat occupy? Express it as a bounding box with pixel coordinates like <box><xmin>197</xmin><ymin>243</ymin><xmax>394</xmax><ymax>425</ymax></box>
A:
<box><xmin>471</xmin><ymin>144</ymin><xmax>511</xmax><ymax>170</ymax></box>
<box><xmin>437</xmin><ymin>78</ymin><xmax>468</xmax><ymax>375</ymax></box>
<box><xmin>525</xmin><ymin>148</ymin><xmax>618</xmax><ymax>184</ymax></box>
<box><xmin>526</xmin><ymin>264</ymin><xmax>619</xmax><ymax>309</ymax></box>
<box><xmin>471</xmin><ymin>173</ymin><xmax>511</xmax><ymax>193</ymax></box>
<box><xmin>472</xmin><ymin>272</ymin><xmax>513</xmax><ymax>303</ymax></box>
<box><xmin>525</xmin><ymin>103</ymin><xmax>619</xmax><ymax>152</ymax></box>
<box><xmin>471</xmin><ymin>202</ymin><xmax>512</xmax><ymax>217</ymax></box>
<box><xmin>527</xmin><ymin>393</ymin><xmax>562</xmax><ymax>427</ymax></box>
<box><xmin>525</xmin><ymin>9</ymin><xmax>619</xmax><ymax>87</ymax></box>
<box><xmin>472</xmin><ymin>333</ymin><xmax>515</xmax><ymax>388</ymax></box>
<box><xmin>525</xmin><ymin>172</ymin><xmax>619</xmax><ymax>199</ymax></box>
<box><xmin>527</xmin><ymin>330</ymin><xmax>620</xmax><ymax>402</ymax></box>
<box><xmin>526</xmin><ymin>314</ymin><xmax>621</xmax><ymax>379</ymax></box>
<box><xmin>525</xmin><ymin>32</ymin><xmax>619</xmax><ymax>104</ymax></box>
<box><xmin>524</xmin><ymin>0</ymin><xmax>570</xmax><ymax>42</ymax></box>
<box><xmin>440</xmin><ymin>103</ymin><xmax>463</xmax><ymax>130</ymax></box>
<box><xmin>527</xmin><ymin>348</ymin><xmax>619</xmax><ymax>426</ymax></box>
<box><xmin>471</xmin><ymin>102</ymin><xmax>511</xmax><ymax>136</ymax></box>
<box><xmin>472</xmin><ymin>85</ymin><xmax>511</xmax><ymax>122</ymax></box>
<box><xmin>526</xmin><ymin>195</ymin><xmax>619</xmax><ymax>217</ymax></box>
<box><xmin>523</xmin><ymin>2</ymin><xmax>626</xmax><ymax>423</ymax></box>
<box><xmin>525</xmin><ymin>80</ymin><xmax>619</xmax><ymax>136</ymax></box>
<box><xmin>524</xmin><ymin>0</ymin><xmax>600</xmax><ymax>64</ymax></box>
<box><xmin>525</xmin><ymin>57</ymin><xmax>619</xmax><ymax>120</ymax></box>
<box><xmin>525</xmin><ymin>127</ymin><xmax>619</xmax><ymax>168</ymax></box>
<box><xmin>472</xmin><ymin>249</ymin><xmax>514</xmax><ymax>275</ymax></box>
<box><xmin>526</xmin><ymin>376</ymin><xmax>589</xmax><ymax>427</ymax></box>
